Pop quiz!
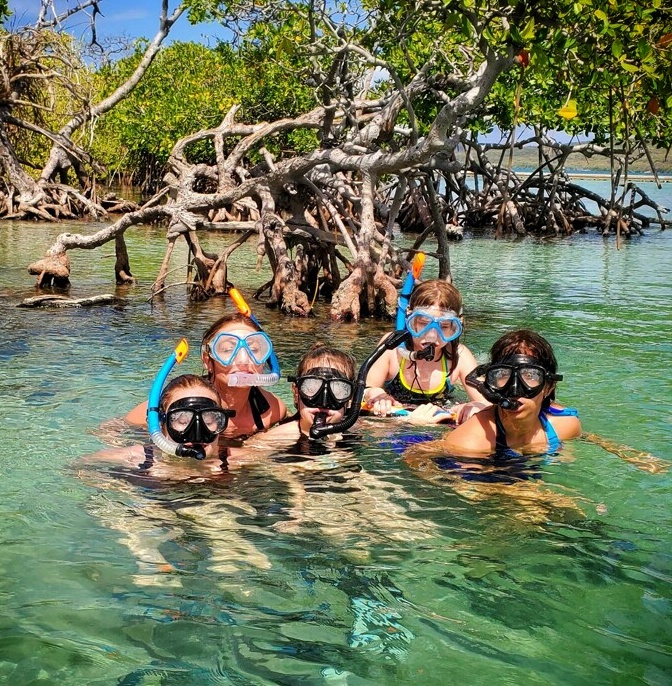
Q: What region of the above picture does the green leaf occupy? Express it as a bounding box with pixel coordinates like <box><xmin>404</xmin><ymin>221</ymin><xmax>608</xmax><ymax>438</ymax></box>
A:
<box><xmin>520</xmin><ymin>18</ymin><xmax>535</xmax><ymax>42</ymax></box>
<box><xmin>594</xmin><ymin>9</ymin><xmax>608</xmax><ymax>22</ymax></box>
<box><xmin>620</xmin><ymin>61</ymin><xmax>640</xmax><ymax>73</ymax></box>
<box><xmin>611</xmin><ymin>40</ymin><xmax>622</xmax><ymax>58</ymax></box>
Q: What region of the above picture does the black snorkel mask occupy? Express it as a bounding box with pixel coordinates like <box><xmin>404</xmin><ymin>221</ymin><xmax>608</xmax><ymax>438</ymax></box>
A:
<box><xmin>289</xmin><ymin>367</ymin><xmax>355</xmax><ymax>411</ymax></box>
<box><xmin>465</xmin><ymin>354</ymin><xmax>563</xmax><ymax>411</ymax></box>
<box><xmin>308</xmin><ymin>329</ymin><xmax>413</xmax><ymax>439</ymax></box>
<box><xmin>161</xmin><ymin>397</ymin><xmax>235</xmax><ymax>453</ymax></box>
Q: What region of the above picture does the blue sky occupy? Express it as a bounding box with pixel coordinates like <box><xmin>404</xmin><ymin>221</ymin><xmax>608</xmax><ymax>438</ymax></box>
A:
<box><xmin>6</xmin><ymin>0</ymin><xmax>230</xmax><ymax>45</ymax></box>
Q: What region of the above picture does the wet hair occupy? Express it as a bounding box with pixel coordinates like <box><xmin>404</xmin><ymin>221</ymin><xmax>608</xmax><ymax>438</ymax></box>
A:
<box><xmin>408</xmin><ymin>279</ymin><xmax>464</xmax><ymax>374</ymax></box>
<box><xmin>200</xmin><ymin>313</ymin><xmax>263</xmax><ymax>357</ymax></box>
<box><xmin>160</xmin><ymin>374</ymin><xmax>221</xmax><ymax>412</ymax></box>
<box><xmin>296</xmin><ymin>343</ymin><xmax>357</xmax><ymax>381</ymax></box>
<box><xmin>490</xmin><ymin>329</ymin><xmax>559</xmax><ymax>408</ymax></box>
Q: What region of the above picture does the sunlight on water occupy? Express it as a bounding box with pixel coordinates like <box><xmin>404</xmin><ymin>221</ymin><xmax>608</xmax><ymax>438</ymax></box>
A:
<box><xmin>1</xmin><ymin>185</ymin><xmax>671</xmax><ymax>685</ymax></box>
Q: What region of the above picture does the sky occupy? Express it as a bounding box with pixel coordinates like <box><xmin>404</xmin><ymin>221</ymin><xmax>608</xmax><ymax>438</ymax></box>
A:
<box><xmin>6</xmin><ymin>0</ymin><xmax>230</xmax><ymax>46</ymax></box>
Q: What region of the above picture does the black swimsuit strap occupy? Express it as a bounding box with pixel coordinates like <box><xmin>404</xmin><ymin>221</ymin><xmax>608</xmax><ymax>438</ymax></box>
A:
<box><xmin>494</xmin><ymin>408</ymin><xmax>509</xmax><ymax>452</ymax></box>
<box><xmin>249</xmin><ymin>386</ymin><xmax>270</xmax><ymax>430</ymax></box>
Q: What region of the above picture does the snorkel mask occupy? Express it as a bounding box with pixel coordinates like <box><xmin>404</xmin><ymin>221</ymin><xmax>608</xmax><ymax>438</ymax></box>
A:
<box><xmin>290</xmin><ymin>367</ymin><xmax>355</xmax><ymax>411</ymax></box>
<box><xmin>405</xmin><ymin>309</ymin><xmax>462</xmax><ymax>344</ymax></box>
<box><xmin>163</xmin><ymin>397</ymin><xmax>234</xmax><ymax>445</ymax></box>
<box><xmin>214</xmin><ymin>287</ymin><xmax>280</xmax><ymax>387</ymax></box>
<box><xmin>466</xmin><ymin>354</ymin><xmax>562</xmax><ymax>411</ymax></box>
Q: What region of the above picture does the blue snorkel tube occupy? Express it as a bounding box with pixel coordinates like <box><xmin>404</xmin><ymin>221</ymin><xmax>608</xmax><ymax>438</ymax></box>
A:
<box><xmin>396</xmin><ymin>252</ymin><xmax>434</xmax><ymax>361</ymax></box>
<box><xmin>147</xmin><ymin>339</ymin><xmax>206</xmax><ymax>460</ymax></box>
<box><xmin>227</xmin><ymin>287</ymin><xmax>280</xmax><ymax>387</ymax></box>
<box><xmin>396</xmin><ymin>252</ymin><xmax>425</xmax><ymax>331</ymax></box>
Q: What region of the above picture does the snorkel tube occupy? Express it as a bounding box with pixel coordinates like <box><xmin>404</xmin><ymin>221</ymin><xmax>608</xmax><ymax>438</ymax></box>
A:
<box><xmin>309</xmin><ymin>329</ymin><xmax>413</xmax><ymax>439</ymax></box>
<box><xmin>396</xmin><ymin>253</ymin><xmax>434</xmax><ymax>361</ymax></box>
<box><xmin>147</xmin><ymin>339</ymin><xmax>207</xmax><ymax>460</ymax></box>
<box><xmin>396</xmin><ymin>252</ymin><xmax>425</xmax><ymax>331</ymax></box>
<box><xmin>227</xmin><ymin>286</ymin><xmax>281</xmax><ymax>387</ymax></box>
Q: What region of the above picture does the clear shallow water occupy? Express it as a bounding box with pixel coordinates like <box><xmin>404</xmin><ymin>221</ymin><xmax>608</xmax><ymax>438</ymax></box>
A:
<box><xmin>1</xmin><ymin>182</ymin><xmax>671</xmax><ymax>685</ymax></box>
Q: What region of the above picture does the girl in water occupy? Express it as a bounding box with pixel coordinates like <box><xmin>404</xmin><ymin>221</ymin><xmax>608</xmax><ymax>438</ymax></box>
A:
<box><xmin>364</xmin><ymin>279</ymin><xmax>487</xmax><ymax>423</ymax></box>
<box><xmin>84</xmin><ymin>374</ymin><xmax>233</xmax><ymax>477</ymax></box>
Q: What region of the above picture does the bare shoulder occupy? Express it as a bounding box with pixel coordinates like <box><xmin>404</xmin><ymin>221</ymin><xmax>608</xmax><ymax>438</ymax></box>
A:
<box><xmin>443</xmin><ymin>408</ymin><xmax>496</xmax><ymax>455</ymax></box>
<box><xmin>552</xmin><ymin>413</ymin><xmax>582</xmax><ymax>440</ymax></box>
<box><xmin>124</xmin><ymin>400</ymin><xmax>148</xmax><ymax>427</ymax></box>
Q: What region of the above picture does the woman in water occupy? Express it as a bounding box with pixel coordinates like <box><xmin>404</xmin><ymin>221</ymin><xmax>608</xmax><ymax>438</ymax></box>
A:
<box><xmin>364</xmin><ymin>279</ymin><xmax>487</xmax><ymax>422</ymax></box>
<box><xmin>125</xmin><ymin>313</ymin><xmax>287</xmax><ymax>438</ymax></box>
<box><xmin>422</xmin><ymin>329</ymin><xmax>581</xmax><ymax>456</ymax></box>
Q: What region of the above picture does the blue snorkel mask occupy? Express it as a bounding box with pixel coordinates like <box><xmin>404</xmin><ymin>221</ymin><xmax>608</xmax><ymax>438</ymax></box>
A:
<box><xmin>405</xmin><ymin>309</ymin><xmax>463</xmax><ymax>344</ymax></box>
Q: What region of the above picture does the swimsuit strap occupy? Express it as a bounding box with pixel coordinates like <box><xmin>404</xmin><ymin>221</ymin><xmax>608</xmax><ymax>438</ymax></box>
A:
<box><xmin>538</xmin><ymin>411</ymin><xmax>562</xmax><ymax>453</ymax></box>
<box><xmin>249</xmin><ymin>386</ymin><xmax>271</xmax><ymax>430</ymax></box>
<box><xmin>545</xmin><ymin>405</ymin><xmax>579</xmax><ymax>417</ymax></box>
<box><xmin>494</xmin><ymin>408</ymin><xmax>512</xmax><ymax>454</ymax></box>
<box><xmin>137</xmin><ymin>443</ymin><xmax>155</xmax><ymax>471</ymax></box>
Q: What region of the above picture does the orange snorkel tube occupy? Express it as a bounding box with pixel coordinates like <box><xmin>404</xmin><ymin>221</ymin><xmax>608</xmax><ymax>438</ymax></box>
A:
<box><xmin>226</xmin><ymin>286</ymin><xmax>281</xmax><ymax>387</ymax></box>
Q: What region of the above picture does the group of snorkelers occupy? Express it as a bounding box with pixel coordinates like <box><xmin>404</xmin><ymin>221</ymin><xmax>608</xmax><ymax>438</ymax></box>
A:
<box><xmin>88</xmin><ymin>266</ymin><xmax>582</xmax><ymax>475</ymax></box>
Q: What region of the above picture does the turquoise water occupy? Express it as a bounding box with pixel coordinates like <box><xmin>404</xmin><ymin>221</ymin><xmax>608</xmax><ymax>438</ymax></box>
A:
<box><xmin>1</xmin><ymin>182</ymin><xmax>671</xmax><ymax>685</ymax></box>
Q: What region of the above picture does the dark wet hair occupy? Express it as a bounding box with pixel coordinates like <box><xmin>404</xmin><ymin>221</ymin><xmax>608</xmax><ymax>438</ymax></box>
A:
<box><xmin>408</xmin><ymin>279</ymin><xmax>464</xmax><ymax>374</ymax></box>
<box><xmin>490</xmin><ymin>329</ymin><xmax>559</xmax><ymax>408</ymax></box>
<box><xmin>297</xmin><ymin>343</ymin><xmax>356</xmax><ymax>381</ymax></box>
<box><xmin>160</xmin><ymin>374</ymin><xmax>221</xmax><ymax>412</ymax></box>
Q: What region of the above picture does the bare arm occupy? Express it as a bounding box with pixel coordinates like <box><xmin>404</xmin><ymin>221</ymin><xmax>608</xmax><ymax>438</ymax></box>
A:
<box><xmin>125</xmin><ymin>400</ymin><xmax>149</xmax><ymax>427</ymax></box>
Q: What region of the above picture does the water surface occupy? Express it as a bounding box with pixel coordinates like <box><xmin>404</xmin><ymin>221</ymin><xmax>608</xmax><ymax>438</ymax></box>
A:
<box><xmin>1</xmin><ymin>182</ymin><xmax>670</xmax><ymax>685</ymax></box>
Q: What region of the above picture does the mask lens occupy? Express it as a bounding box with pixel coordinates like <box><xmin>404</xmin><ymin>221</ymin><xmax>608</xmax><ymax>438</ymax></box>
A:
<box><xmin>243</xmin><ymin>333</ymin><xmax>272</xmax><ymax>365</ymax></box>
<box><xmin>486</xmin><ymin>366</ymin><xmax>513</xmax><ymax>389</ymax></box>
<box><xmin>167</xmin><ymin>409</ymin><xmax>195</xmax><ymax>433</ymax></box>
<box><xmin>519</xmin><ymin>366</ymin><xmax>545</xmax><ymax>390</ymax></box>
<box><xmin>329</xmin><ymin>379</ymin><xmax>354</xmax><ymax>402</ymax></box>
<box><xmin>201</xmin><ymin>409</ymin><xmax>229</xmax><ymax>433</ymax></box>
<box><xmin>298</xmin><ymin>377</ymin><xmax>325</xmax><ymax>399</ymax></box>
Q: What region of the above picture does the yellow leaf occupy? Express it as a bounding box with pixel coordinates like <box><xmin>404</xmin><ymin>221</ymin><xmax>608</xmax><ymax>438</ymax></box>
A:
<box><xmin>558</xmin><ymin>99</ymin><xmax>578</xmax><ymax>119</ymax></box>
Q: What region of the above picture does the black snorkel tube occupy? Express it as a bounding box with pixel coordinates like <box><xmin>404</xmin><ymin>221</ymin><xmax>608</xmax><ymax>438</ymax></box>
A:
<box><xmin>309</xmin><ymin>329</ymin><xmax>413</xmax><ymax>439</ymax></box>
<box><xmin>147</xmin><ymin>339</ymin><xmax>207</xmax><ymax>460</ymax></box>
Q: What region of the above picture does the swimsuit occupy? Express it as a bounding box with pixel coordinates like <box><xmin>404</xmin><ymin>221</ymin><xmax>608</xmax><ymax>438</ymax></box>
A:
<box><xmin>383</xmin><ymin>355</ymin><xmax>455</xmax><ymax>406</ymax></box>
<box><xmin>495</xmin><ymin>405</ymin><xmax>579</xmax><ymax>456</ymax></box>
<box><xmin>432</xmin><ymin>405</ymin><xmax>579</xmax><ymax>483</ymax></box>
